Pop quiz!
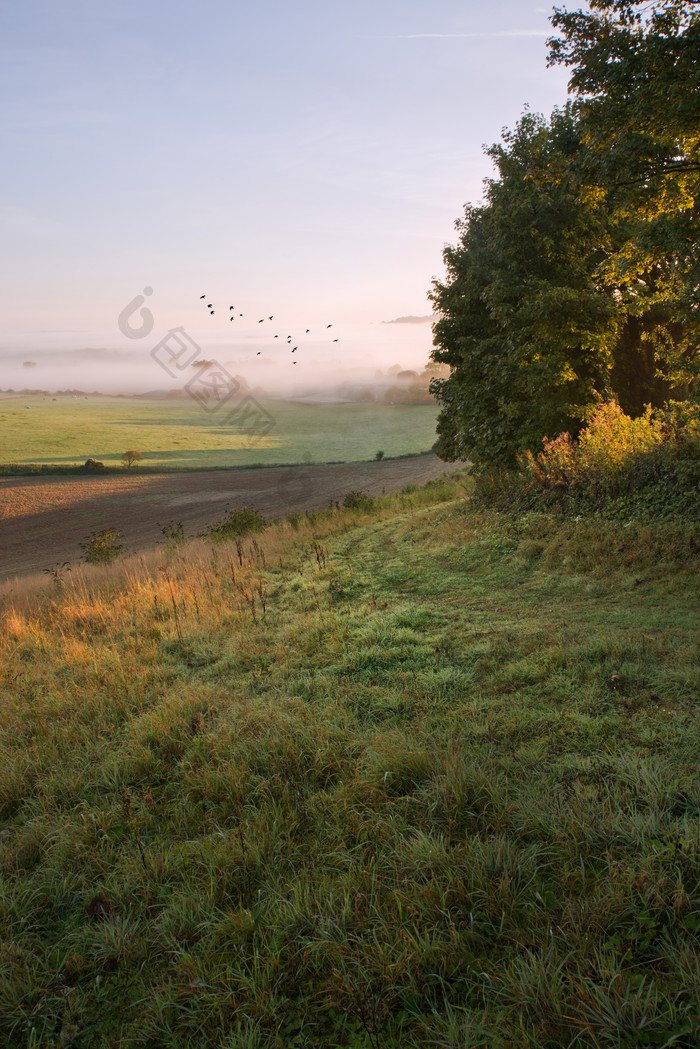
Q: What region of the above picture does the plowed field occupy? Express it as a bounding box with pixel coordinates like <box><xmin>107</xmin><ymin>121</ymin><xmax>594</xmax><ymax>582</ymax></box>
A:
<box><xmin>0</xmin><ymin>455</ymin><xmax>457</xmax><ymax>583</ymax></box>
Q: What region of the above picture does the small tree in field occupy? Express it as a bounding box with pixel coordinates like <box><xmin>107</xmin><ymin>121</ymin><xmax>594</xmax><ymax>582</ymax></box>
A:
<box><xmin>121</xmin><ymin>449</ymin><xmax>142</xmax><ymax>470</ymax></box>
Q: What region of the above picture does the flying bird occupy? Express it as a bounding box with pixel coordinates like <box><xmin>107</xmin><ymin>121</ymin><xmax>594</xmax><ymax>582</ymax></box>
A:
<box><xmin>207</xmin><ymin>304</ymin><xmax>213</xmax><ymax>308</ymax></box>
<box><xmin>327</xmin><ymin>324</ymin><xmax>332</xmax><ymax>328</ymax></box>
<box><xmin>333</xmin><ymin>339</ymin><xmax>338</xmax><ymax>342</ymax></box>
<box><xmin>256</xmin><ymin>351</ymin><xmax>261</xmax><ymax>355</ymax></box>
<box><xmin>306</xmin><ymin>329</ymin><xmax>310</xmax><ymax>333</ymax></box>
<box><xmin>200</xmin><ymin>295</ymin><xmax>206</xmax><ymax>299</ymax></box>
<box><xmin>269</xmin><ymin>316</ymin><xmax>273</xmax><ymax>320</ymax></box>
<box><xmin>229</xmin><ymin>306</ymin><xmax>235</xmax><ymax>310</ymax></box>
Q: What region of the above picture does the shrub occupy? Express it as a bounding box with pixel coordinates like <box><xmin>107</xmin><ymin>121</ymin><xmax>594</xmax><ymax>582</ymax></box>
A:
<box><xmin>342</xmin><ymin>490</ymin><xmax>376</xmax><ymax>512</ymax></box>
<box><xmin>522</xmin><ymin>402</ymin><xmax>668</xmax><ymax>491</ymax></box>
<box><xmin>476</xmin><ymin>400</ymin><xmax>700</xmax><ymax>519</ymax></box>
<box><xmin>82</xmin><ymin>458</ymin><xmax>106</xmax><ymax>473</ymax></box>
<box><xmin>81</xmin><ymin>529</ymin><xmax>123</xmax><ymax>564</ymax></box>
<box><xmin>375</xmin><ymin>450</ymin><xmax>385</xmax><ymax>461</ymax></box>
<box><xmin>205</xmin><ymin>505</ymin><xmax>268</xmax><ymax>542</ymax></box>
<box><xmin>159</xmin><ymin>521</ymin><xmax>185</xmax><ymax>546</ymax></box>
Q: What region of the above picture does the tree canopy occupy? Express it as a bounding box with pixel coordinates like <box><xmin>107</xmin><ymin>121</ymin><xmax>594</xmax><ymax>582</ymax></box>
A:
<box><xmin>121</xmin><ymin>449</ymin><xmax>143</xmax><ymax>470</ymax></box>
<box><xmin>550</xmin><ymin>0</ymin><xmax>700</xmax><ymax>396</ymax></box>
<box><xmin>548</xmin><ymin>0</ymin><xmax>700</xmax><ymax>188</ymax></box>
<box><xmin>430</xmin><ymin>109</ymin><xmax>618</xmax><ymax>466</ymax></box>
<box><xmin>431</xmin><ymin>0</ymin><xmax>699</xmax><ymax>467</ymax></box>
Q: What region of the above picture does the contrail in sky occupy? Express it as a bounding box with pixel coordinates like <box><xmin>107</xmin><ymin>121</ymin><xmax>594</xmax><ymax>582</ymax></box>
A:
<box><xmin>394</xmin><ymin>30</ymin><xmax>550</xmax><ymax>38</ymax></box>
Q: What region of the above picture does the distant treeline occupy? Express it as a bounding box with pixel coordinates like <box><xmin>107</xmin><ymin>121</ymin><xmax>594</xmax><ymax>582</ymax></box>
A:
<box><xmin>0</xmin><ymin>461</ymin><xmax>123</xmax><ymax>477</ymax></box>
<box><xmin>339</xmin><ymin>364</ymin><xmax>450</xmax><ymax>405</ymax></box>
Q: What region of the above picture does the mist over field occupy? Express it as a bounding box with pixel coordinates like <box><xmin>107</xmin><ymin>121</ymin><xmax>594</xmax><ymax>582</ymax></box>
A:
<box><xmin>0</xmin><ymin>319</ymin><xmax>435</xmax><ymax>398</ymax></box>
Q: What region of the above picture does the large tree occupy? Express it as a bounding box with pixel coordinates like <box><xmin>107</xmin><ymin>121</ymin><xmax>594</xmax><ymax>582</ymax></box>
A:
<box><xmin>548</xmin><ymin>0</ymin><xmax>700</xmax><ymax>398</ymax></box>
<box><xmin>431</xmin><ymin>1</ymin><xmax>699</xmax><ymax>468</ymax></box>
<box><xmin>430</xmin><ymin>108</ymin><xmax>618</xmax><ymax>467</ymax></box>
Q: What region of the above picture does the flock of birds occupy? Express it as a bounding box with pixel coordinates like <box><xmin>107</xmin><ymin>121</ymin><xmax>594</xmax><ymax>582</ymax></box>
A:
<box><xmin>199</xmin><ymin>295</ymin><xmax>338</xmax><ymax>364</ymax></box>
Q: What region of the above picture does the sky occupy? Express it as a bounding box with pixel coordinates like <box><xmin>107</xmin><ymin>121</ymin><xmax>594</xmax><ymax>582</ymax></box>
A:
<box><xmin>0</xmin><ymin>0</ymin><xmax>573</xmax><ymax>392</ymax></box>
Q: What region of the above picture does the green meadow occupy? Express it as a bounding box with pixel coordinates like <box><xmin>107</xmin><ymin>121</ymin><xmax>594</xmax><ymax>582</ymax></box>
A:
<box><xmin>0</xmin><ymin>396</ymin><xmax>439</xmax><ymax>470</ymax></box>
<box><xmin>1</xmin><ymin>475</ymin><xmax>699</xmax><ymax>1047</ymax></box>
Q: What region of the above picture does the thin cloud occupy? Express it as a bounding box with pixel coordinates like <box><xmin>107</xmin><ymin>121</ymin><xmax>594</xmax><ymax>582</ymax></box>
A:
<box><xmin>394</xmin><ymin>30</ymin><xmax>550</xmax><ymax>38</ymax></box>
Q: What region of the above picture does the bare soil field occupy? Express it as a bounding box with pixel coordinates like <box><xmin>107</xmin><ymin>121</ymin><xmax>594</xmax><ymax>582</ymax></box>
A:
<box><xmin>0</xmin><ymin>455</ymin><xmax>458</xmax><ymax>584</ymax></box>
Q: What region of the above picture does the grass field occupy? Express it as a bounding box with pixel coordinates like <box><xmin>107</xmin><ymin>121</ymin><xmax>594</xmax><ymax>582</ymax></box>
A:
<box><xmin>1</xmin><ymin>476</ymin><xmax>699</xmax><ymax>1047</ymax></box>
<box><xmin>0</xmin><ymin>395</ymin><xmax>439</xmax><ymax>470</ymax></box>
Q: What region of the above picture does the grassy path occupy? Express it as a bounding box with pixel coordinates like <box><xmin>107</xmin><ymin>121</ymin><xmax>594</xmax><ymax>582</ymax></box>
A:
<box><xmin>1</xmin><ymin>478</ymin><xmax>699</xmax><ymax>1047</ymax></box>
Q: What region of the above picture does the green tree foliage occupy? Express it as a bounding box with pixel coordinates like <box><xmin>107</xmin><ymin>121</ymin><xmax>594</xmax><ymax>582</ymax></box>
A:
<box><xmin>548</xmin><ymin>0</ymin><xmax>700</xmax><ymax>188</ymax></box>
<box><xmin>431</xmin><ymin>1</ymin><xmax>699</xmax><ymax>468</ymax></box>
<box><xmin>430</xmin><ymin>108</ymin><xmax>618</xmax><ymax>467</ymax></box>
<box><xmin>548</xmin><ymin>0</ymin><xmax>700</xmax><ymax>396</ymax></box>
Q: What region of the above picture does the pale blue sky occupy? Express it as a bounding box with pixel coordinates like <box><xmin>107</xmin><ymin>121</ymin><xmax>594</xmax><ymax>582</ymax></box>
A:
<box><xmin>0</xmin><ymin>0</ymin><xmax>572</xmax><ymax>387</ymax></box>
